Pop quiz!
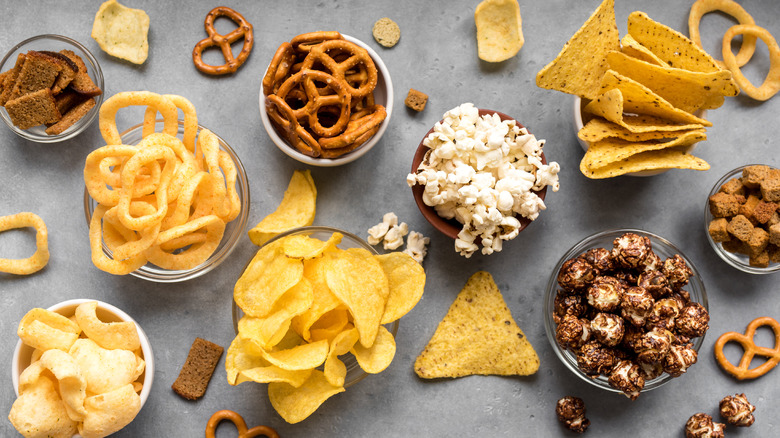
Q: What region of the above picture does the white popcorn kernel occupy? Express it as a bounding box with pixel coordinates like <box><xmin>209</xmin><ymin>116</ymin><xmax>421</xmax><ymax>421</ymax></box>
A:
<box><xmin>367</xmin><ymin>213</ymin><xmax>399</xmax><ymax>246</ymax></box>
<box><xmin>403</xmin><ymin>231</ymin><xmax>430</xmax><ymax>264</ymax></box>
<box><xmin>497</xmin><ymin>190</ymin><xmax>515</xmax><ymax>212</ymax></box>
<box><xmin>383</xmin><ymin>221</ymin><xmax>408</xmax><ymax>250</ymax></box>
<box><xmin>535</xmin><ymin>162</ymin><xmax>561</xmax><ymax>192</ymax></box>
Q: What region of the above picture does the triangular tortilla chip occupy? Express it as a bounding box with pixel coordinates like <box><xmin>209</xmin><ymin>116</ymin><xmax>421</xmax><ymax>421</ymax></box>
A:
<box><xmin>535</xmin><ymin>0</ymin><xmax>619</xmax><ymax>99</ymax></box>
<box><xmin>581</xmin><ymin>130</ymin><xmax>707</xmax><ymax>171</ymax></box>
<box><xmin>414</xmin><ymin>271</ymin><xmax>539</xmax><ymax>378</ymax></box>
<box><xmin>620</xmin><ymin>34</ymin><xmax>667</xmax><ymax>66</ymax></box>
<box><xmin>578</xmin><ymin>117</ymin><xmax>706</xmax><ymax>143</ymax></box>
<box><xmin>580</xmin><ymin>149</ymin><xmax>710</xmax><ymax>179</ymax></box>
<box><xmin>627</xmin><ymin>11</ymin><xmax>721</xmax><ymax>73</ymax></box>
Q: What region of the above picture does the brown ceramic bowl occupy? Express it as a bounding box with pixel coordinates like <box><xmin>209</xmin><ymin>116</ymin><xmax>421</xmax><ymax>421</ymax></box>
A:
<box><xmin>411</xmin><ymin>109</ymin><xmax>547</xmax><ymax>239</ymax></box>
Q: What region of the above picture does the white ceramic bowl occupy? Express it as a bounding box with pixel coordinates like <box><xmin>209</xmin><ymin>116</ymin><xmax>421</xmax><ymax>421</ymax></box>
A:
<box><xmin>573</xmin><ymin>96</ymin><xmax>706</xmax><ymax>177</ymax></box>
<box><xmin>259</xmin><ymin>34</ymin><xmax>393</xmax><ymax>167</ymax></box>
<box><xmin>12</xmin><ymin>299</ymin><xmax>154</xmax><ymax>412</ymax></box>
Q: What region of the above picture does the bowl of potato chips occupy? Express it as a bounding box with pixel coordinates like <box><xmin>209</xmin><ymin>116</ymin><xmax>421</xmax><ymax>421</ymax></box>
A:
<box><xmin>84</xmin><ymin>116</ymin><xmax>250</xmax><ymax>282</ymax></box>
<box><xmin>11</xmin><ymin>299</ymin><xmax>153</xmax><ymax>438</ymax></box>
<box><xmin>228</xmin><ymin>226</ymin><xmax>425</xmax><ymax>424</ymax></box>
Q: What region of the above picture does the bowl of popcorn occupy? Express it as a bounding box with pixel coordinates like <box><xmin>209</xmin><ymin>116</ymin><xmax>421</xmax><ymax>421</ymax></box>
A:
<box><xmin>408</xmin><ymin>103</ymin><xmax>560</xmax><ymax>257</ymax></box>
<box><xmin>11</xmin><ymin>299</ymin><xmax>153</xmax><ymax>438</ymax></box>
<box><xmin>543</xmin><ymin>229</ymin><xmax>709</xmax><ymax>399</ymax></box>
<box><xmin>259</xmin><ymin>32</ymin><xmax>393</xmax><ymax>167</ymax></box>
<box><xmin>0</xmin><ymin>34</ymin><xmax>104</xmax><ymax>143</ymax></box>
<box><xmin>705</xmin><ymin>164</ymin><xmax>780</xmax><ymax>274</ymax></box>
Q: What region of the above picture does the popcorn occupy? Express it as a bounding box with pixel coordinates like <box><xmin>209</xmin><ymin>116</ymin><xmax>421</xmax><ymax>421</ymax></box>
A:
<box><xmin>383</xmin><ymin>221</ymin><xmax>408</xmax><ymax>250</ymax></box>
<box><xmin>403</xmin><ymin>231</ymin><xmax>430</xmax><ymax>263</ymax></box>
<box><xmin>367</xmin><ymin>212</ymin><xmax>398</xmax><ymax>246</ymax></box>
<box><xmin>408</xmin><ymin>103</ymin><xmax>560</xmax><ymax>257</ymax></box>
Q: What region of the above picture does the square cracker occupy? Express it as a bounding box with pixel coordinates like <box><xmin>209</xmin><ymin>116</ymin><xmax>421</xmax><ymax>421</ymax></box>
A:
<box><xmin>414</xmin><ymin>271</ymin><xmax>539</xmax><ymax>379</ymax></box>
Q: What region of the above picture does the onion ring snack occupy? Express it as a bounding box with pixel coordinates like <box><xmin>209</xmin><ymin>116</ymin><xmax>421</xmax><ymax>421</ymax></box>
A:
<box><xmin>0</xmin><ymin>212</ymin><xmax>49</xmax><ymax>275</ymax></box>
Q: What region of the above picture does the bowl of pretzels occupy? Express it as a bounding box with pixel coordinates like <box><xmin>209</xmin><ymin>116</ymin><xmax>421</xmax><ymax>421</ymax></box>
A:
<box><xmin>260</xmin><ymin>31</ymin><xmax>393</xmax><ymax>166</ymax></box>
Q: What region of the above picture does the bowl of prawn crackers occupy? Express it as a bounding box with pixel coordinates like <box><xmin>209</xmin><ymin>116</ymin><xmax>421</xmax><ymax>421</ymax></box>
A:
<box><xmin>11</xmin><ymin>299</ymin><xmax>153</xmax><ymax>438</ymax></box>
<box><xmin>536</xmin><ymin>0</ymin><xmax>739</xmax><ymax>179</ymax></box>
<box><xmin>83</xmin><ymin>91</ymin><xmax>249</xmax><ymax>282</ymax></box>
<box><xmin>228</xmin><ymin>226</ymin><xmax>425</xmax><ymax>424</ymax></box>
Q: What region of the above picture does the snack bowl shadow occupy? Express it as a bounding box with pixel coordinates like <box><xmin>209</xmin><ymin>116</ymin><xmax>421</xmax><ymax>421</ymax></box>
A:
<box><xmin>12</xmin><ymin>299</ymin><xmax>155</xmax><ymax>417</ymax></box>
<box><xmin>410</xmin><ymin>109</ymin><xmax>547</xmax><ymax>240</ymax></box>
<box><xmin>258</xmin><ymin>34</ymin><xmax>393</xmax><ymax>167</ymax></box>
<box><xmin>231</xmin><ymin>226</ymin><xmax>399</xmax><ymax>388</ymax></box>
<box><xmin>0</xmin><ymin>34</ymin><xmax>104</xmax><ymax>143</ymax></box>
<box><xmin>543</xmin><ymin>229</ymin><xmax>708</xmax><ymax>396</ymax></box>
<box><xmin>572</xmin><ymin>96</ymin><xmax>706</xmax><ymax>178</ymax></box>
<box><xmin>704</xmin><ymin>164</ymin><xmax>780</xmax><ymax>274</ymax></box>
<box><xmin>83</xmin><ymin>120</ymin><xmax>250</xmax><ymax>282</ymax></box>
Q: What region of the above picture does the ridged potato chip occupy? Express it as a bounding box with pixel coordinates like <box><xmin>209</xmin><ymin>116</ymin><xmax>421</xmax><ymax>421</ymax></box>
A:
<box><xmin>75</xmin><ymin>301</ymin><xmax>141</xmax><ymax>351</ymax></box>
<box><xmin>474</xmin><ymin>0</ymin><xmax>524</xmax><ymax>62</ymax></box>
<box><xmin>91</xmin><ymin>0</ymin><xmax>150</xmax><ymax>64</ymax></box>
<box><xmin>79</xmin><ymin>384</ymin><xmax>141</xmax><ymax>438</ymax></box>
<box><xmin>248</xmin><ymin>170</ymin><xmax>317</xmax><ymax>246</ymax></box>
<box><xmin>268</xmin><ymin>370</ymin><xmax>345</xmax><ymax>425</ymax></box>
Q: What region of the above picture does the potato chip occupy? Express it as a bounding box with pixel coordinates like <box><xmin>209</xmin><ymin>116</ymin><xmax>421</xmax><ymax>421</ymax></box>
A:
<box><xmin>580</xmin><ymin>130</ymin><xmax>707</xmax><ymax>172</ymax></box>
<box><xmin>248</xmin><ymin>170</ymin><xmax>317</xmax><ymax>246</ymax></box>
<box><xmin>39</xmin><ymin>349</ymin><xmax>88</xmax><ymax>422</ymax></box>
<box><xmin>253</xmin><ymin>338</ymin><xmax>329</xmax><ymax>371</ymax></box>
<box><xmin>606</xmin><ymin>51</ymin><xmax>737</xmax><ymax>112</ymax></box>
<box><xmin>239</xmin><ymin>365</ymin><xmax>312</xmax><ymax>388</ymax></box>
<box><xmin>323</xmin><ymin>327</ymin><xmax>360</xmax><ymax>386</ymax></box>
<box><xmin>79</xmin><ymin>384</ymin><xmax>141</xmax><ymax>438</ymax></box>
<box><xmin>268</xmin><ymin>370</ymin><xmax>345</xmax><ymax>425</ymax></box>
<box><xmin>627</xmin><ymin>11</ymin><xmax>722</xmax><ymax>73</ymax></box>
<box><xmin>282</xmin><ymin>232</ymin><xmax>342</xmax><ymax>259</ymax></box>
<box><xmin>226</xmin><ymin>337</ymin><xmax>266</xmax><ymax>385</ymax></box>
<box><xmin>238</xmin><ymin>278</ymin><xmax>313</xmax><ymax>349</ymax></box>
<box><xmin>69</xmin><ymin>338</ymin><xmax>144</xmax><ymax>396</ymax></box>
<box><xmin>580</xmin><ymin>149</ymin><xmax>710</xmax><ymax>179</ymax></box>
<box><xmin>351</xmin><ymin>325</ymin><xmax>396</xmax><ymax>374</ymax></box>
<box><xmin>375</xmin><ymin>252</ymin><xmax>426</xmax><ymax>324</ymax></box>
<box><xmin>578</xmin><ymin>117</ymin><xmax>706</xmax><ymax>143</ymax></box>
<box><xmin>535</xmin><ymin>0</ymin><xmax>619</xmax><ymax>99</ymax></box>
<box><xmin>291</xmin><ymin>257</ymin><xmax>344</xmax><ymax>341</ymax></box>
<box><xmin>474</xmin><ymin>0</ymin><xmax>524</xmax><ymax>62</ymax></box>
<box><xmin>0</xmin><ymin>212</ymin><xmax>50</xmax><ymax>275</ymax></box>
<box><xmin>620</xmin><ymin>34</ymin><xmax>667</xmax><ymax>66</ymax></box>
<box><xmin>91</xmin><ymin>0</ymin><xmax>150</xmax><ymax>64</ymax></box>
<box><xmin>309</xmin><ymin>309</ymin><xmax>350</xmax><ymax>343</ymax></box>
<box><xmin>18</xmin><ymin>308</ymin><xmax>81</xmax><ymax>351</ymax></box>
<box><xmin>325</xmin><ymin>248</ymin><xmax>389</xmax><ymax>348</ymax></box>
<box><xmin>75</xmin><ymin>301</ymin><xmax>141</xmax><ymax>351</ymax></box>
<box><xmin>414</xmin><ymin>271</ymin><xmax>539</xmax><ymax>378</ymax></box>
<box><xmin>689</xmin><ymin>0</ymin><xmax>757</xmax><ymax>69</ymax></box>
<box><xmin>234</xmin><ymin>239</ymin><xmax>304</xmax><ymax>317</ymax></box>
<box><xmin>9</xmin><ymin>373</ymin><xmax>79</xmax><ymax>438</ymax></box>
<box><xmin>722</xmin><ymin>24</ymin><xmax>780</xmax><ymax>101</ymax></box>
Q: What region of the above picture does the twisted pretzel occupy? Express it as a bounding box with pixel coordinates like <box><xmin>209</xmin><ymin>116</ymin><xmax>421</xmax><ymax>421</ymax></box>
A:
<box><xmin>301</xmin><ymin>39</ymin><xmax>378</xmax><ymax>98</ymax></box>
<box><xmin>275</xmin><ymin>69</ymin><xmax>352</xmax><ymax>137</ymax></box>
<box><xmin>192</xmin><ymin>7</ymin><xmax>254</xmax><ymax>75</ymax></box>
<box><xmin>262</xmin><ymin>42</ymin><xmax>296</xmax><ymax>95</ymax></box>
<box><xmin>319</xmin><ymin>105</ymin><xmax>386</xmax><ymax>150</ymax></box>
<box><xmin>290</xmin><ymin>31</ymin><xmax>343</xmax><ymax>54</ymax></box>
<box><xmin>205</xmin><ymin>409</ymin><xmax>279</xmax><ymax>438</ymax></box>
<box><xmin>266</xmin><ymin>94</ymin><xmax>322</xmax><ymax>157</ymax></box>
<box><xmin>714</xmin><ymin>316</ymin><xmax>780</xmax><ymax>380</ymax></box>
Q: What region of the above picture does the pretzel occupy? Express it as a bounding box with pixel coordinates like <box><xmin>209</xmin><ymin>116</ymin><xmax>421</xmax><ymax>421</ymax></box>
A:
<box><xmin>275</xmin><ymin>69</ymin><xmax>352</xmax><ymax>137</ymax></box>
<box><xmin>714</xmin><ymin>316</ymin><xmax>780</xmax><ymax>380</ymax></box>
<box><xmin>722</xmin><ymin>24</ymin><xmax>780</xmax><ymax>101</ymax></box>
<box><xmin>266</xmin><ymin>95</ymin><xmax>323</xmax><ymax>157</ymax></box>
<box><xmin>319</xmin><ymin>105</ymin><xmax>386</xmax><ymax>150</ymax></box>
<box><xmin>262</xmin><ymin>42</ymin><xmax>297</xmax><ymax>96</ymax></box>
<box><xmin>301</xmin><ymin>39</ymin><xmax>378</xmax><ymax>98</ymax></box>
<box><xmin>192</xmin><ymin>7</ymin><xmax>254</xmax><ymax>75</ymax></box>
<box><xmin>205</xmin><ymin>409</ymin><xmax>279</xmax><ymax>438</ymax></box>
<box><xmin>290</xmin><ymin>31</ymin><xmax>343</xmax><ymax>54</ymax></box>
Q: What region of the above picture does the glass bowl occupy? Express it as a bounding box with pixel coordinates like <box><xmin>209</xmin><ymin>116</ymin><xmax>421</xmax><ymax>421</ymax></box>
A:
<box><xmin>258</xmin><ymin>34</ymin><xmax>393</xmax><ymax>167</ymax></box>
<box><xmin>0</xmin><ymin>34</ymin><xmax>104</xmax><ymax>143</ymax></box>
<box><xmin>12</xmin><ymin>299</ymin><xmax>154</xmax><ymax>410</ymax></box>
<box><xmin>84</xmin><ymin>120</ymin><xmax>250</xmax><ymax>282</ymax></box>
<box><xmin>410</xmin><ymin>108</ymin><xmax>548</xmax><ymax>240</ymax></box>
<box><xmin>704</xmin><ymin>164</ymin><xmax>780</xmax><ymax>274</ymax></box>
<box><xmin>543</xmin><ymin>229</ymin><xmax>708</xmax><ymax>395</ymax></box>
<box><xmin>232</xmin><ymin>226</ymin><xmax>399</xmax><ymax>388</ymax></box>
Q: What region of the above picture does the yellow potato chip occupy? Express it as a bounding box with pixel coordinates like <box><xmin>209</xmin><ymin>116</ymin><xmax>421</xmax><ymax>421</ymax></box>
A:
<box><xmin>91</xmin><ymin>0</ymin><xmax>150</xmax><ymax>64</ymax></box>
<box><xmin>254</xmin><ymin>338</ymin><xmax>329</xmax><ymax>371</ymax></box>
<box><xmin>238</xmin><ymin>277</ymin><xmax>313</xmax><ymax>348</ymax></box>
<box><xmin>414</xmin><ymin>271</ymin><xmax>539</xmax><ymax>378</ymax></box>
<box><xmin>282</xmin><ymin>233</ymin><xmax>342</xmax><ymax>259</ymax></box>
<box><xmin>309</xmin><ymin>309</ymin><xmax>350</xmax><ymax>343</ymax></box>
<box><xmin>351</xmin><ymin>325</ymin><xmax>396</xmax><ymax>374</ymax></box>
<box><xmin>324</xmin><ymin>248</ymin><xmax>389</xmax><ymax>348</ymax></box>
<box><xmin>226</xmin><ymin>337</ymin><xmax>267</xmax><ymax>385</ymax></box>
<box><xmin>580</xmin><ymin>130</ymin><xmax>707</xmax><ymax>171</ymax></box>
<box><xmin>268</xmin><ymin>370</ymin><xmax>345</xmax><ymax>425</ymax></box>
<box><xmin>239</xmin><ymin>365</ymin><xmax>312</xmax><ymax>388</ymax></box>
<box><xmin>606</xmin><ymin>51</ymin><xmax>736</xmax><ymax>112</ymax></box>
<box><xmin>234</xmin><ymin>239</ymin><xmax>304</xmax><ymax>318</ymax></box>
<box><xmin>535</xmin><ymin>0</ymin><xmax>619</xmax><ymax>99</ymax></box>
<box><xmin>580</xmin><ymin>149</ymin><xmax>710</xmax><ymax>179</ymax></box>
<box><xmin>248</xmin><ymin>170</ymin><xmax>317</xmax><ymax>246</ymax></box>
<box><xmin>593</xmin><ymin>71</ymin><xmax>712</xmax><ymax>126</ymax></box>
<box><xmin>79</xmin><ymin>384</ymin><xmax>141</xmax><ymax>438</ymax></box>
<box><xmin>620</xmin><ymin>34</ymin><xmax>667</xmax><ymax>66</ymax></box>
<box><xmin>375</xmin><ymin>252</ymin><xmax>426</xmax><ymax>324</ymax></box>
<box><xmin>474</xmin><ymin>0</ymin><xmax>524</xmax><ymax>62</ymax></box>
<box><xmin>627</xmin><ymin>11</ymin><xmax>721</xmax><ymax>73</ymax></box>
<box><xmin>578</xmin><ymin>117</ymin><xmax>706</xmax><ymax>143</ymax></box>
<box><xmin>291</xmin><ymin>257</ymin><xmax>344</xmax><ymax>341</ymax></box>
<box><xmin>323</xmin><ymin>327</ymin><xmax>360</xmax><ymax>386</ymax></box>
<box><xmin>9</xmin><ymin>373</ymin><xmax>79</xmax><ymax>438</ymax></box>
<box><xmin>18</xmin><ymin>308</ymin><xmax>81</xmax><ymax>351</ymax></box>
<box><xmin>75</xmin><ymin>301</ymin><xmax>141</xmax><ymax>351</ymax></box>
<box><xmin>69</xmin><ymin>338</ymin><xmax>145</xmax><ymax>396</ymax></box>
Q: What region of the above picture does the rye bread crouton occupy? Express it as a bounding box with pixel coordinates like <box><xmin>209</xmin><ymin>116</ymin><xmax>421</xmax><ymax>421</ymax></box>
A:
<box><xmin>709</xmin><ymin>192</ymin><xmax>741</xmax><ymax>218</ymax></box>
<box><xmin>719</xmin><ymin>177</ymin><xmax>745</xmax><ymax>196</ymax></box>
<box><xmin>45</xmin><ymin>96</ymin><xmax>95</xmax><ymax>135</ymax></box>
<box><xmin>171</xmin><ymin>338</ymin><xmax>224</xmax><ymax>400</ymax></box>
<box><xmin>753</xmin><ymin>201</ymin><xmax>778</xmax><ymax>224</ymax></box>
<box><xmin>770</xmin><ymin>223</ymin><xmax>780</xmax><ymax>246</ymax></box>
<box><xmin>760</xmin><ymin>173</ymin><xmax>780</xmax><ymax>202</ymax></box>
<box><xmin>747</xmin><ymin>227</ymin><xmax>769</xmax><ymax>257</ymax></box>
<box><xmin>405</xmin><ymin>88</ymin><xmax>428</xmax><ymax>112</ymax></box>
<box><xmin>59</xmin><ymin>50</ymin><xmax>102</xmax><ymax>97</ymax></box>
<box><xmin>742</xmin><ymin>165</ymin><xmax>771</xmax><ymax>189</ymax></box>
<box><xmin>5</xmin><ymin>88</ymin><xmax>61</xmax><ymax>129</ymax></box>
<box><xmin>727</xmin><ymin>214</ymin><xmax>754</xmax><ymax>242</ymax></box>
<box><xmin>0</xmin><ymin>53</ymin><xmax>26</xmax><ymax>106</ymax></box>
<box><xmin>708</xmin><ymin>217</ymin><xmax>730</xmax><ymax>243</ymax></box>
<box><xmin>40</xmin><ymin>51</ymin><xmax>79</xmax><ymax>94</ymax></box>
<box><xmin>738</xmin><ymin>194</ymin><xmax>761</xmax><ymax>223</ymax></box>
<box><xmin>8</xmin><ymin>51</ymin><xmax>62</xmax><ymax>100</ymax></box>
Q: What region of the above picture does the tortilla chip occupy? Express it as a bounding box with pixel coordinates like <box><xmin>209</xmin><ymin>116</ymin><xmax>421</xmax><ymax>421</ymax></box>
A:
<box><xmin>474</xmin><ymin>0</ymin><xmax>524</xmax><ymax>62</ymax></box>
<box><xmin>581</xmin><ymin>130</ymin><xmax>707</xmax><ymax>171</ymax></box>
<box><xmin>627</xmin><ymin>11</ymin><xmax>721</xmax><ymax>73</ymax></box>
<box><xmin>414</xmin><ymin>271</ymin><xmax>539</xmax><ymax>378</ymax></box>
<box><xmin>606</xmin><ymin>51</ymin><xmax>737</xmax><ymax>112</ymax></box>
<box><xmin>620</xmin><ymin>34</ymin><xmax>667</xmax><ymax>66</ymax></box>
<box><xmin>580</xmin><ymin>149</ymin><xmax>710</xmax><ymax>179</ymax></box>
<box><xmin>578</xmin><ymin>117</ymin><xmax>706</xmax><ymax>143</ymax></box>
<box><xmin>91</xmin><ymin>0</ymin><xmax>150</xmax><ymax>64</ymax></box>
<box><xmin>535</xmin><ymin>0</ymin><xmax>619</xmax><ymax>99</ymax></box>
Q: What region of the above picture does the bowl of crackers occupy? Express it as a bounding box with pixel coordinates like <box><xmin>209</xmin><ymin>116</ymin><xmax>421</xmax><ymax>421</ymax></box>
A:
<box><xmin>544</xmin><ymin>229</ymin><xmax>709</xmax><ymax>400</ymax></box>
<box><xmin>259</xmin><ymin>32</ymin><xmax>393</xmax><ymax>167</ymax></box>
<box><xmin>0</xmin><ymin>34</ymin><xmax>104</xmax><ymax>143</ymax></box>
<box><xmin>84</xmin><ymin>114</ymin><xmax>250</xmax><ymax>283</ymax></box>
<box><xmin>11</xmin><ymin>299</ymin><xmax>153</xmax><ymax>438</ymax></box>
<box><xmin>705</xmin><ymin>164</ymin><xmax>780</xmax><ymax>274</ymax></box>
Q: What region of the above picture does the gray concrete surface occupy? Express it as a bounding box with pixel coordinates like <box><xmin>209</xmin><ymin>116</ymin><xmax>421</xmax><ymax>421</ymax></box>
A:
<box><xmin>1</xmin><ymin>0</ymin><xmax>779</xmax><ymax>436</ymax></box>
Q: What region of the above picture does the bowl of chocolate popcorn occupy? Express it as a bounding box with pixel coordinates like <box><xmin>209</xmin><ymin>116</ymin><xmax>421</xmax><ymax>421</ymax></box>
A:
<box><xmin>543</xmin><ymin>229</ymin><xmax>709</xmax><ymax>399</ymax></box>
